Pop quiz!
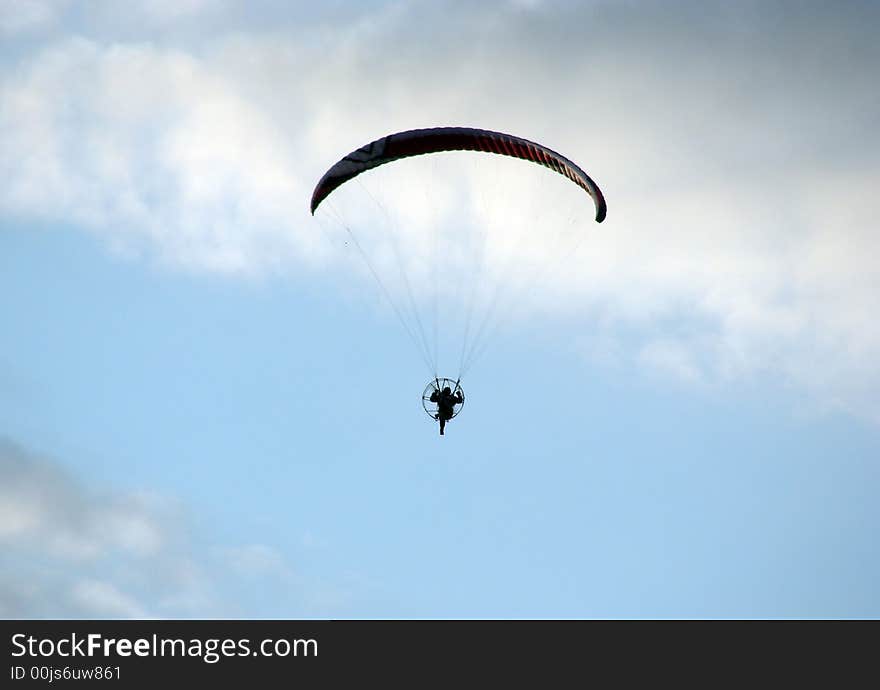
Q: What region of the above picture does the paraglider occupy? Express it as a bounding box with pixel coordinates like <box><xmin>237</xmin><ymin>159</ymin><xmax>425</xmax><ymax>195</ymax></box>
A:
<box><xmin>311</xmin><ymin>127</ymin><xmax>605</xmax><ymax>436</ymax></box>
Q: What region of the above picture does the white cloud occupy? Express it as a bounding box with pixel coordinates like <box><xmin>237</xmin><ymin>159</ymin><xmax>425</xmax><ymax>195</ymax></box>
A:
<box><xmin>0</xmin><ymin>438</ymin><xmax>206</xmax><ymax>617</ymax></box>
<box><xmin>1</xmin><ymin>1</ymin><xmax>879</xmax><ymax>420</ymax></box>
<box><xmin>0</xmin><ymin>0</ymin><xmax>62</xmax><ymax>35</ymax></box>
<box><xmin>1</xmin><ymin>38</ymin><xmax>319</xmax><ymax>273</ymax></box>
<box><xmin>71</xmin><ymin>579</ymin><xmax>149</xmax><ymax>618</ymax></box>
<box><xmin>138</xmin><ymin>0</ymin><xmax>226</xmax><ymax>22</ymax></box>
<box><xmin>638</xmin><ymin>339</ymin><xmax>703</xmax><ymax>385</ymax></box>
<box><xmin>0</xmin><ymin>438</ymin><xmax>350</xmax><ymax>618</ymax></box>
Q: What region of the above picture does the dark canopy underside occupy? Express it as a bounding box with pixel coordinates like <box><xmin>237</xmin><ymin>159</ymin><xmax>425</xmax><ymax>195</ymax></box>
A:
<box><xmin>310</xmin><ymin>127</ymin><xmax>606</xmax><ymax>222</ymax></box>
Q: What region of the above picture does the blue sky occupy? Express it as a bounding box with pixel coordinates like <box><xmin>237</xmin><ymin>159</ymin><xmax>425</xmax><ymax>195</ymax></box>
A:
<box><xmin>1</xmin><ymin>0</ymin><xmax>878</xmax><ymax>618</ymax></box>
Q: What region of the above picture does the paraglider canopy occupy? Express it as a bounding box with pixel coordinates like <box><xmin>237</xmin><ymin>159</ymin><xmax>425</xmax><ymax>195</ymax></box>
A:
<box><xmin>311</xmin><ymin>126</ymin><xmax>606</xmax><ymax>222</ymax></box>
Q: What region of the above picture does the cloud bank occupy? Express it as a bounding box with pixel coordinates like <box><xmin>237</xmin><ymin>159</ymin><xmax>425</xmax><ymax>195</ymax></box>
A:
<box><xmin>1</xmin><ymin>0</ymin><xmax>878</xmax><ymax>419</ymax></box>
<box><xmin>0</xmin><ymin>438</ymin><xmax>314</xmax><ymax>618</ymax></box>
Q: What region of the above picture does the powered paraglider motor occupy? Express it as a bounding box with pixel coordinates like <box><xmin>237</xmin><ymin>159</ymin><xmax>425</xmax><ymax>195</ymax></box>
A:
<box><xmin>422</xmin><ymin>378</ymin><xmax>465</xmax><ymax>436</ymax></box>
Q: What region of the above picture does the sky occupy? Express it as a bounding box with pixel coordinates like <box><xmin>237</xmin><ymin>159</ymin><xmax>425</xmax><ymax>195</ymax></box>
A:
<box><xmin>1</xmin><ymin>0</ymin><xmax>878</xmax><ymax>618</ymax></box>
